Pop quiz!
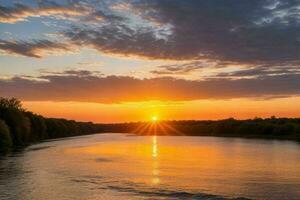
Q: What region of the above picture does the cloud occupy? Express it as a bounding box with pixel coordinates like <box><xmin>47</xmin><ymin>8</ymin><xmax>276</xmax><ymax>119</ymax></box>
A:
<box><xmin>1</xmin><ymin>70</ymin><xmax>300</xmax><ymax>103</ymax></box>
<box><xmin>215</xmin><ymin>64</ymin><xmax>300</xmax><ymax>79</ymax></box>
<box><xmin>38</xmin><ymin>69</ymin><xmax>103</xmax><ymax>77</ymax></box>
<box><xmin>150</xmin><ymin>61</ymin><xmax>215</xmax><ymax>75</ymax></box>
<box><xmin>62</xmin><ymin>0</ymin><xmax>300</xmax><ymax>65</ymax></box>
<box><xmin>0</xmin><ymin>1</ymin><xmax>94</xmax><ymax>24</ymax></box>
<box><xmin>0</xmin><ymin>2</ymin><xmax>88</xmax><ymax>24</ymax></box>
<box><xmin>0</xmin><ymin>1</ymin><xmax>128</xmax><ymax>58</ymax></box>
<box><xmin>64</xmin><ymin>24</ymin><xmax>171</xmax><ymax>60</ymax></box>
<box><xmin>0</xmin><ymin>39</ymin><xmax>73</xmax><ymax>58</ymax></box>
<box><xmin>0</xmin><ymin>1</ymin><xmax>127</xmax><ymax>24</ymax></box>
<box><xmin>1</xmin><ymin>0</ymin><xmax>300</xmax><ymax>70</ymax></box>
<box><xmin>81</xmin><ymin>10</ymin><xmax>125</xmax><ymax>23</ymax></box>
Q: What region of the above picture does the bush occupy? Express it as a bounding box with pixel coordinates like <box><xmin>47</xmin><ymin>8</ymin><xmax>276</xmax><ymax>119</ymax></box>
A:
<box><xmin>0</xmin><ymin>119</ymin><xmax>12</xmax><ymax>152</ymax></box>
<box><xmin>25</xmin><ymin>112</ymin><xmax>47</xmax><ymax>141</ymax></box>
<box><xmin>0</xmin><ymin>108</ymin><xmax>31</xmax><ymax>146</ymax></box>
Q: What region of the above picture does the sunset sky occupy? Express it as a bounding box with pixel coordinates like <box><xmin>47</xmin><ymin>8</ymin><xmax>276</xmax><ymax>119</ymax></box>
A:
<box><xmin>1</xmin><ymin>0</ymin><xmax>300</xmax><ymax>122</ymax></box>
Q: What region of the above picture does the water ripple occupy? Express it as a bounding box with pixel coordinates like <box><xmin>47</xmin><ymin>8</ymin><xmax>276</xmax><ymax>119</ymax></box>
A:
<box><xmin>106</xmin><ymin>185</ymin><xmax>251</xmax><ymax>200</ymax></box>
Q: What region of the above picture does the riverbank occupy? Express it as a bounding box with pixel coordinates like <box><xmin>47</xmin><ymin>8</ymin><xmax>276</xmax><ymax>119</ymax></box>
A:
<box><xmin>1</xmin><ymin>97</ymin><xmax>300</xmax><ymax>154</ymax></box>
<box><xmin>101</xmin><ymin>118</ymin><xmax>300</xmax><ymax>141</ymax></box>
<box><xmin>0</xmin><ymin>97</ymin><xmax>103</xmax><ymax>153</ymax></box>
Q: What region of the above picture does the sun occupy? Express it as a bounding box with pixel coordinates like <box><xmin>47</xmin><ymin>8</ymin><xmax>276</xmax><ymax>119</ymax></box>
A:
<box><xmin>152</xmin><ymin>116</ymin><xmax>158</xmax><ymax>122</ymax></box>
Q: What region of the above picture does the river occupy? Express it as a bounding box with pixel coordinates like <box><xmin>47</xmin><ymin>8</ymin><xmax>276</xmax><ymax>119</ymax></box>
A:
<box><xmin>0</xmin><ymin>133</ymin><xmax>300</xmax><ymax>200</ymax></box>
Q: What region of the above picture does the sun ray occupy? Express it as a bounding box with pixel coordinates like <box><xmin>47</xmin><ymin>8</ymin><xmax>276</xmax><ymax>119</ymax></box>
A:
<box><xmin>148</xmin><ymin>123</ymin><xmax>155</xmax><ymax>135</ymax></box>
<box><xmin>133</xmin><ymin>122</ymin><xmax>150</xmax><ymax>134</ymax></box>
<box><xmin>136</xmin><ymin>122</ymin><xmax>152</xmax><ymax>135</ymax></box>
<box><xmin>157</xmin><ymin>123</ymin><xmax>169</xmax><ymax>136</ymax></box>
<box><xmin>160</xmin><ymin>121</ymin><xmax>185</xmax><ymax>136</ymax></box>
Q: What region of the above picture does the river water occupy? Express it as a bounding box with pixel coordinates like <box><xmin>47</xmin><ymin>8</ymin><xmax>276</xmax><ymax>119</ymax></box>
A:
<box><xmin>0</xmin><ymin>133</ymin><xmax>300</xmax><ymax>200</ymax></box>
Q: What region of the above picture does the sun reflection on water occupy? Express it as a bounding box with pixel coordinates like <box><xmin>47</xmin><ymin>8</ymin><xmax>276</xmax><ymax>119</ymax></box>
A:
<box><xmin>151</xmin><ymin>135</ymin><xmax>160</xmax><ymax>184</ymax></box>
<box><xmin>60</xmin><ymin>133</ymin><xmax>300</xmax><ymax>200</ymax></box>
<box><xmin>152</xmin><ymin>135</ymin><xmax>158</xmax><ymax>158</ymax></box>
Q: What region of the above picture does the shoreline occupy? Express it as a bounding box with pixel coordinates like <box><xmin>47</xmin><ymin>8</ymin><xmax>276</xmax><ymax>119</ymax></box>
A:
<box><xmin>3</xmin><ymin>132</ymin><xmax>299</xmax><ymax>156</ymax></box>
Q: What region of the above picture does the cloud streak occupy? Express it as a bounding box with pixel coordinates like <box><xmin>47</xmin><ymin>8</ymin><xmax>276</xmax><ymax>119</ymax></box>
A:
<box><xmin>1</xmin><ymin>71</ymin><xmax>300</xmax><ymax>103</ymax></box>
<box><xmin>0</xmin><ymin>39</ymin><xmax>72</xmax><ymax>58</ymax></box>
<box><xmin>0</xmin><ymin>2</ymin><xmax>87</xmax><ymax>23</ymax></box>
<box><xmin>150</xmin><ymin>61</ymin><xmax>216</xmax><ymax>75</ymax></box>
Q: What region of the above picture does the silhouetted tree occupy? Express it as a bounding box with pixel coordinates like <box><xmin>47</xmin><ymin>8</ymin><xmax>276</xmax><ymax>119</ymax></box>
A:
<box><xmin>0</xmin><ymin>99</ymin><xmax>31</xmax><ymax>146</ymax></box>
<box><xmin>25</xmin><ymin>112</ymin><xmax>47</xmax><ymax>141</ymax></box>
<box><xmin>0</xmin><ymin>119</ymin><xmax>12</xmax><ymax>152</ymax></box>
<box><xmin>0</xmin><ymin>97</ymin><xmax>104</xmax><ymax>153</ymax></box>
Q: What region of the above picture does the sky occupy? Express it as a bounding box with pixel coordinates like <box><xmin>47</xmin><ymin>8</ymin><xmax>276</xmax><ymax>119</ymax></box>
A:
<box><xmin>1</xmin><ymin>0</ymin><xmax>300</xmax><ymax>122</ymax></box>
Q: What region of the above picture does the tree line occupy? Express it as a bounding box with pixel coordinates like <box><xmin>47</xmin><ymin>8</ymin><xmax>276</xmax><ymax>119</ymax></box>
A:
<box><xmin>101</xmin><ymin>118</ymin><xmax>300</xmax><ymax>140</ymax></box>
<box><xmin>1</xmin><ymin>97</ymin><xmax>300</xmax><ymax>153</ymax></box>
<box><xmin>0</xmin><ymin>97</ymin><xmax>104</xmax><ymax>153</ymax></box>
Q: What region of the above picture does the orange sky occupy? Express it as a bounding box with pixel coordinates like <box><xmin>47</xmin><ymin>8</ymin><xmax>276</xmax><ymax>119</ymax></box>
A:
<box><xmin>23</xmin><ymin>97</ymin><xmax>300</xmax><ymax>123</ymax></box>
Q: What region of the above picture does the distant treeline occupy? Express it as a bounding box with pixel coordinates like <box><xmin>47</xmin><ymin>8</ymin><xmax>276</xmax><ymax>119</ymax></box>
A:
<box><xmin>101</xmin><ymin>118</ymin><xmax>300</xmax><ymax>140</ymax></box>
<box><xmin>0</xmin><ymin>97</ymin><xmax>104</xmax><ymax>153</ymax></box>
<box><xmin>1</xmin><ymin>97</ymin><xmax>300</xmax><ymax>153</ymax></box>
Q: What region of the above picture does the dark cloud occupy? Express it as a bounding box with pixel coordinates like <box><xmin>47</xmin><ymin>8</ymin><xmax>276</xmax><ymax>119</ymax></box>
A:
<box><xmin>64</xmin><ymin>23</ymin><xmax>170</xmax><ymax>59</ymax></box>
<box><xmin>133</xmin><ymin>0</ymin><xmax>300</xmax><ymax>63</ymax></box>
<box><xmin>216</xmin><ymin>65</ymin><xmax>300</xmax><ymax>78</ymax></box>
<box><xmin>1</xmin><ymin>0</ymin><xmax>300</xmax><ymax>70</ymax></box>
<box><xmin>82</xmin><ymin>10</ymin><xmax>126</xmax><ymax>23</ymax></box>
<box><xmin>0</xmin><ymin>39</ymin><xmax>71</xmax><ymax>58</ymax></box>
<box><xmin>39</xmin><ymin>69</ymin><xmax>104</xmax><ymax>76</ymax></box>
<box><xmin>1</xmin><ymin>71</ymin><xmax>300</xmax><ymax>103</ymax></box>
<box><xmin>62</xmin><ymin>0</ymin><xmax>300</xmax><ymax>65</ymax></box>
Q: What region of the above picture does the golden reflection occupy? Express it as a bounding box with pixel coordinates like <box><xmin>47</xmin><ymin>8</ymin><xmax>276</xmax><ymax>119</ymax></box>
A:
<box><xmin>151</xmin><ymin>177</ymin><xmax>160</xmax><ymax>185</ymax></box>
<box><xmin>152</xmin><ymin>135</ymin><xmax>158</xmax><ymax>158</ymax></box>
<box><xmin>63</xmin><ymin>134</ymin><xmax>300</xmax><ymax>198</ymax></box>
<box><xmin>151</xmin><ymin>135</ymin><xmax>160</xmax><ymax>184</ymax></box>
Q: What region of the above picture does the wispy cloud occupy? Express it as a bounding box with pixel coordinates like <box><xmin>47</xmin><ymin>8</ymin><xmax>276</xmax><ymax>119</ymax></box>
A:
<box><xmin>215</xmin><ymin>65</ymin><xmax>300</xmax><ymax>79</ymax></box>
<box><xmin>0</xmin><ymin>2</ymin><xmax>88</xmax><ymax>24</ymax></box>
<box><xmin>0</xmin><ymin>39</ymin><xmax>73</xmax><ymax>58</ymax></box>
<box><xmin>150</xmin><ymin>61</ymin><xmax>216</xmax><ymax>75</ymax></box>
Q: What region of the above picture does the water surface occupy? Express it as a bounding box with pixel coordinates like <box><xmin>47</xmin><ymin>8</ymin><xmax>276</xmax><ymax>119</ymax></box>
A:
<box><xmin>1</xmin><ymin>133</ymin><xmax>300</xmax><ymax>200</ymax></box>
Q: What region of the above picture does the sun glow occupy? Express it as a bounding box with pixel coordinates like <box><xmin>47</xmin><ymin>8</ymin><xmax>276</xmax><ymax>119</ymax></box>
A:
<box><xmin>152</xmin><ymin>116</ymin><xmax>158</xmax><ymax>122</ymax></box>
